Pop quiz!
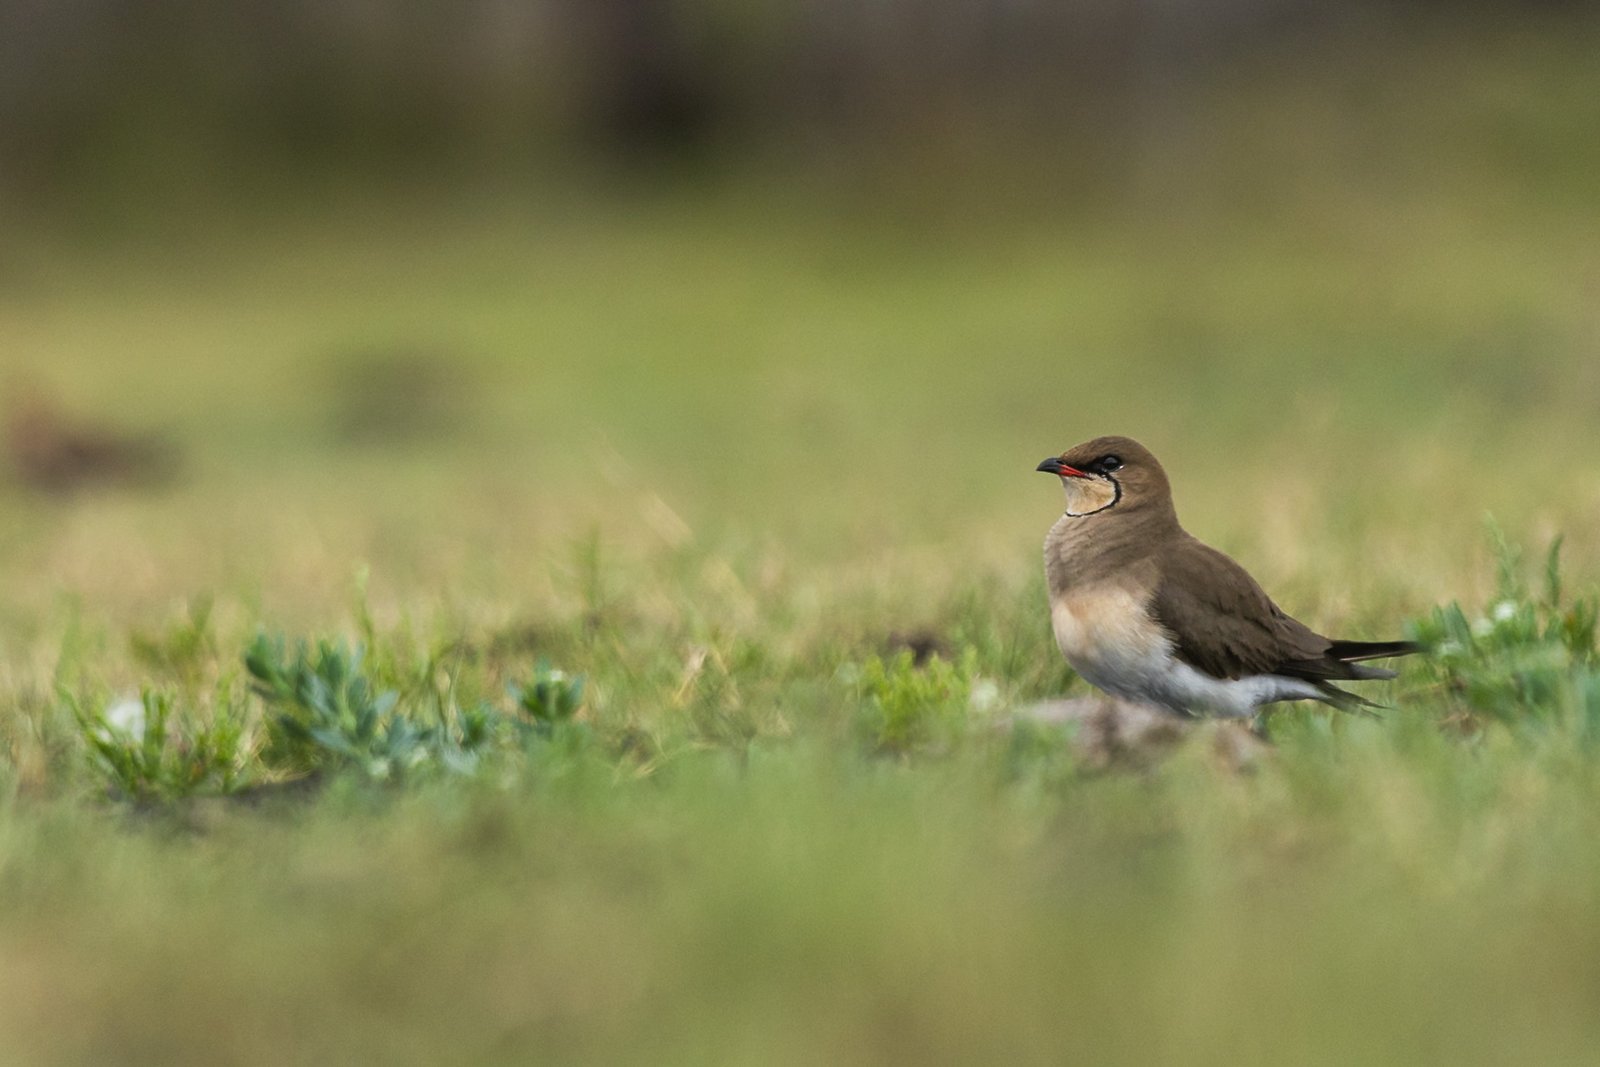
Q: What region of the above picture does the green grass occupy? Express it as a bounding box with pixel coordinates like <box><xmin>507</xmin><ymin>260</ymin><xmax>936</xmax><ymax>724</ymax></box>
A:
<box><xmin>6</xmin><ymin>30</ymin><xmax>1600</xmax><ymax>1060</ymax></box>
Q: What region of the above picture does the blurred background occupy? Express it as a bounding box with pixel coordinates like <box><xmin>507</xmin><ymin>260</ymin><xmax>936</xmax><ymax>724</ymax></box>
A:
<box><xmin>3</xmin><ymin>1</ymin><xmax>1597</xmax><ymax>200</ymax></box>
<box><xmin>2</xmin><ymin>0</ymin><xmax>1598</xmax><ymax>626</ymax></box>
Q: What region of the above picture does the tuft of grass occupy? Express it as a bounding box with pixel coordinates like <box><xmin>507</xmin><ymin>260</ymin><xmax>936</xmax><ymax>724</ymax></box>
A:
<box><xmin>70</xmin><ymin>688</ymin><xmax>251</xmax><ymax>800</ymax></box>
<box><xmin>128</xmin><ymin>596</ymin><xmax>217</xmax><ymax>683</ymax></box>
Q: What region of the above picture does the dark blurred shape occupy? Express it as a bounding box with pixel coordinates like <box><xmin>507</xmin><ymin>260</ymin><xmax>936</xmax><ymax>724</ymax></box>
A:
<box><xmin>4</xmin><ymin>385</ymin><xmax>181</xmax><ymax>493</ymax></box>
<box><xmin>885</xmin><ymin>629</ymin><xmax>953</xmax><ymax>667</ymax></box>
<box><xmin>325</xmin><ymin>347</ymin><xmax>476</xmax><ymax>447</ymax></box>
<box><xmin>578</xmin><ymin>0</ymin><xmax>717</xmax><ymax>156</ymax></box>
<box><xmin>485</xmin><ymin>623</ymin><xmax>558</xmax><ymax>659</ymax></box>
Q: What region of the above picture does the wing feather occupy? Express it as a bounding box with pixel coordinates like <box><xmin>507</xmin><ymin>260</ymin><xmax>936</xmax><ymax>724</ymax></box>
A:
<box><xmin>1150</xmin><ymin>536</ymin><xmax>1328</xmax><ymax>681</ymax></box>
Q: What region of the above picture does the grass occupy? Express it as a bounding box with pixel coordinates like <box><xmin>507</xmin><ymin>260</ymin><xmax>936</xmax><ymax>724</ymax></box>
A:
<box><xmin>5</xmin><ymin>28</ymin><xmax>1600</xmax><ymax>1061</ymax></box>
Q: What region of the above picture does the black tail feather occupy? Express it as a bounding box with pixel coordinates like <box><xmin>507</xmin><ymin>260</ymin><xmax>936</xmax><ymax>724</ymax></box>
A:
<box><xmin>1326</xmin><ymin>639</ymin><xmax>1424</xmax><ymax>663</ymax></box>
<box><xmin>1316</xmin><ymin>681</ymin><xmax>1386</xmax><ymax>716</ymax></box>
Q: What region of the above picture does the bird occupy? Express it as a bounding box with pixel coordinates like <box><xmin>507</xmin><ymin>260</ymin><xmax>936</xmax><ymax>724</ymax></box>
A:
<box><xmin>1037</xmin><ymin>435</ymin><xmax>1419</xmax><ymax>718</ymax></box>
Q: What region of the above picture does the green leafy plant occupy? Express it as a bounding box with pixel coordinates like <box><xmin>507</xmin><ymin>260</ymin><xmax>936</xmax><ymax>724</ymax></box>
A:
<box><xmin>510</xmin><ymin>663</ymin><xmax>586</xmax><ymax>732</ymax></box>
<box><xmin>246</xmin><ymin>633</ymin><xmax>435</xmax><ymax>781</ymax></box>
<box><xmin>1410</xmin><ymin>533</ymin><xmax>1599</xmax><ymax>726</ymax></box>
<box><xmin>506</xmin><ymin>664</ymin><xmax>594</xmax><ymax>765</ymax></box>
<box><xmin>851</xmin><ymin>648</ymin><xmax>982</xmax><ymax>756</ymax></box>
<box><xmin>244</xmin><ymin>634</ymin><xmax>586</xmax><ymax>782</ymax></box>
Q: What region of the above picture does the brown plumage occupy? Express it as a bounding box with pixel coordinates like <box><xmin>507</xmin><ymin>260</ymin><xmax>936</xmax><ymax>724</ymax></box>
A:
<box><xmin>1038</xmin><ymin>435</ymin><xmax>1420</xmax><ymax>716</ymax></box>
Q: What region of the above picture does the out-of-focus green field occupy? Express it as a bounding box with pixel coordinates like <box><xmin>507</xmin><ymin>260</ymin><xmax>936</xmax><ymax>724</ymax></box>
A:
<box><xmin>4</xmin><ymin>29</ymin><xmax>1600</xmax><ymax>1065</ymax></box>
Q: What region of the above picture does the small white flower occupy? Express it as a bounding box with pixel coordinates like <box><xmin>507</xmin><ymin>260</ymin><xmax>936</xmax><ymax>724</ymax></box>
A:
<box><xmin>1436</xmin><ymin>639</ymin><xmax>1464</xmax><ymax>659</ymax></box>
<box><xmin>969</xmin><ymin>678</ymin><xmax>1003</xmax><ymax>713</ymax></box>
<box><xmin>1492</xmin><ymin>600</ymin><xmax>1519</xmax><ymax>622</ymax></box>
<box><xmin>100</xmin><ymin>695</ymin><xmax>146</xmax><ymax>742</ymax></box>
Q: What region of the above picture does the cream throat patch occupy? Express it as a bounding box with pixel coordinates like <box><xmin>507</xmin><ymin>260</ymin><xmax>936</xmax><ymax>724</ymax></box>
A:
<box><xmin>1062</xmin><ymin>475</ymin><xmax>1120</xmax><ymax>517</ymax></box>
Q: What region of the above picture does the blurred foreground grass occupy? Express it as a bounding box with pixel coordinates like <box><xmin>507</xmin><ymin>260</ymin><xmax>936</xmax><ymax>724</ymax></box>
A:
<box><xmin>5</xmin><ymin>28</ymin><xmax>1600</xmax><ymax>1063</ymax></box>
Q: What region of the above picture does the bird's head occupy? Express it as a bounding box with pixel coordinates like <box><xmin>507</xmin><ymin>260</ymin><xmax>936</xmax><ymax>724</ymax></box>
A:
<box><xmin>1036</xmin><ymin>435</ymin><xmax>1173</xmax><ymax>519</ymax></box>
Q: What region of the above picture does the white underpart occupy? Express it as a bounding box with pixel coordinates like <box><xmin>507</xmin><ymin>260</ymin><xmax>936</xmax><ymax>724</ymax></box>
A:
<box><xmin>1050</xmin><ymin>585</ymin><xmax>1325</xmax><ymax>718</ymax></box>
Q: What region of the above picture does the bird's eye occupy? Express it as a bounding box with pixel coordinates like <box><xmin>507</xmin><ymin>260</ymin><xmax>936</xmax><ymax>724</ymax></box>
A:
<box><xmin>1097</xmin><ymin>455</ymin><xmax>1122</xmax><ymax>473</ymax></box>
